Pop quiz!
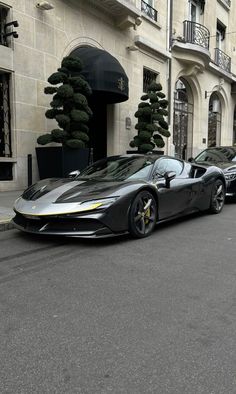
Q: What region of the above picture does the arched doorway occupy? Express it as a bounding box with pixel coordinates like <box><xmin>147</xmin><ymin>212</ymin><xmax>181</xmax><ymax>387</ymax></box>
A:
<box><xmin>70</xmin><ymin>46</ymin><xmax>129</xmax><ymax>162</ymax></box>
<box><xmin>173</xmin><ymin>79</ymin><xmax>193</xmax><ymax>159</ymax></box>
<box><xmin>208</xmin><ymin>93</ymin><xmax>221</xmax><ymax>147</ymax></box>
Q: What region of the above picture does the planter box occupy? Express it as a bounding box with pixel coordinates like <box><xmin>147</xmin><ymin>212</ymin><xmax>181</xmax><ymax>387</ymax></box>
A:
<box><xmin>36</xmin><ymin>146</ymin><xmax>90</xmax><ymax>179</ymax></box>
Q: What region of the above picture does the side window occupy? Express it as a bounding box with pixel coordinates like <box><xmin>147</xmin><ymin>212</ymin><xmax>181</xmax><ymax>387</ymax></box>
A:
<box><xmin>155</xmin><ymin>159</ymin><xmax>169</xmax><ymax>176</ymax></box>
<box><xmin>155</xmin><ymin>158</ymin><xmax>183</xmax><ymax>177</ymax></box>
<box><xmin>165</xmin><ymin>158</ymin><xmax>183</xmax><ymax>175</ymax></box>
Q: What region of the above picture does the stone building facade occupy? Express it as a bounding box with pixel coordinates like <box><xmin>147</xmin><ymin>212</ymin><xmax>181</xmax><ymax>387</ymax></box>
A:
<box><xmin>0</xmin><ymin>0</ymin><xmax>236</xmax><ymax>191</ymax></box>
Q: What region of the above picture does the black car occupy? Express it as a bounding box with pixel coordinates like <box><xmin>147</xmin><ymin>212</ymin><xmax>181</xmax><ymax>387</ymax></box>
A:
<box><xmin>191</xmin><ymin>146</ymin><xmax>236</xmax><ymax>197</ymax></box>
<box><xmin>12</xmin><ymin>154</ymin><xmax>226</xmax><ymax>239</ymax></box>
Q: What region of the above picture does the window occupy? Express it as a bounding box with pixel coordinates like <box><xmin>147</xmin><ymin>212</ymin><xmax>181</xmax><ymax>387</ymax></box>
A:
<box><xmin>195</xmin><ymin>148</ymin><xmax>236</xmax><ymax>163</ymax></box>
<box><xmin>143</xmin><ymin>67</ymin><xmax>159</xmax><ymax>93</ymax></box>
<box><xmin>0</xmin><ymin>72</ymin><xmax>11</xmax><ymax>158</ymax></box>
<box><xmin>141</xmin><ymin>0</ymin><xmax>157</xmax><ymax>22</ymax></box>
<box><xmin>189</xmin><ymin>1</ymin><xmax>201</xmax><ymax>22</ymax></box>
<box><xmin>208</xmin><ymin>93</ymin><xmax>221</xmax><ymax>147</ymax></box>
<box><xmin>165</xmin><ymin>158</ymin><xmax>184</xmax><ymax>175</ymax></box>
<box><xmin>0</xmin><ymin>6</ymin><xmax>8</xmax><ymax>46</ymax></box>
<box><xmin>216</xmin><ymin>20</ymin><xmax>226</xmax><ymax>51</ymax></box>
<box><xmin>78</xmin><ymin>156</ymin><xmax>155</xmax><ymax>181</ymax></box>
<box><xmin>156</xmin><ymin>158</ymin><xmax>183</xmax><ymax>177</ymax></box>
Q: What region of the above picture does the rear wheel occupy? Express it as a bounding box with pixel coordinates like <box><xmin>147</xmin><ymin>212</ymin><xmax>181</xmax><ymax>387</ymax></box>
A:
<box><xmin>209</xmin><ymin>179</ymin><xmax>225</xmax><ymax>214</ymax></box>
<box><xmin>128</xmin><ymin>191</ymin><xmax>157</xmax><ymax>238</ymax></box>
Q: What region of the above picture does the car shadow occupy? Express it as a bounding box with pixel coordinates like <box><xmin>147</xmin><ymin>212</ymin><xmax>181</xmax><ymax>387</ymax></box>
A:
<box><xmin>15</xmin><ymin>213</ymin><xmax>204</xmax><ymax>247</ymax></box>
<box><xmin>16</xmin><ymin>230</ymin><xmax>130</xmax><ymax>247</ymax></box>
<box><xmin>225</xmin><ymin>196</ymin><xmax>236</xmax><ymax>205</ymax></box>
<box><xmin>15</xmin><ymin>198</ymin><xmax>235</xmax><ymax>247</ymax></box>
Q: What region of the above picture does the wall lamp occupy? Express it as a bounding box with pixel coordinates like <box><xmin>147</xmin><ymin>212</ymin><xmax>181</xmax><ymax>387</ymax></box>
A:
<box><xmin>2</xmin><ymin>20</ymin><xmax>19</xmax><ymax>41</ymax></box>
<box><xmin>5</xmin><ymin>20</ymin><xmax>19</xmax><ymax>28</ymax></box>
<box><xmin>36</xmin><ymin>1</ymin><xmax>54</xmax><ymax>10</ymax></box>
<box><xmin>3</xmin><ymin>31</ymin><xmax>19</xmax><ymax>39</ymax></box>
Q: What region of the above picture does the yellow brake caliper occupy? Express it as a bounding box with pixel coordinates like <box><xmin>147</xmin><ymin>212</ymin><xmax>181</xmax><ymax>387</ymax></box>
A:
<box><xmin>144</xmin><ymin>199</ymin><xmax>151</xmax><ymax>224</ymax></box>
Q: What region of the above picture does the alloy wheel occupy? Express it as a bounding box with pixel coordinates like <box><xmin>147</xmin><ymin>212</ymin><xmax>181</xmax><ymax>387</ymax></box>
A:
<box><xmin>210</xmin><ymin>180</ymin><xmax>225</xmax><ymax>213</ymax></box>
<box><xmin>129</xmin><ymin>191</ymin><xmax>157</xmax><ymax>238</ymax></box>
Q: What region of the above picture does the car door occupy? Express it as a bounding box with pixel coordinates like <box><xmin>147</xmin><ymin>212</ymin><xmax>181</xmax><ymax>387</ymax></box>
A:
<box><xmin>153</xmin><ymin>158</ymin><xmax>193</xmax><ymax>219</ymax></box>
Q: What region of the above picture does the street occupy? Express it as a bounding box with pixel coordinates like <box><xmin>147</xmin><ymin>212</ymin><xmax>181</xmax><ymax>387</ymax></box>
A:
<box><xmin>0</xmin><ymin>201</ymin><xmax>236</xmax><ymax>394</ymax></box>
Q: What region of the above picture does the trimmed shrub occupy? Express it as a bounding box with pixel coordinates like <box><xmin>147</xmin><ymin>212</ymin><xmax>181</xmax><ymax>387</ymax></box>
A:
<box><xmin>37</xmin><ymin>54</ymin><xmax>93</xmax><ymax>149</ymax></box>
<box><xmin>129</xmin><ymin>82</ymin><xmax>170</xmax><ymax>153</ymax></box>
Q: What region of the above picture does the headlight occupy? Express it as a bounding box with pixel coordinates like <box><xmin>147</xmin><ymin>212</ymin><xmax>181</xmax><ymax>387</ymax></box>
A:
<box><xmin>225</xmin><ymin>172</ymin><xmax>236</xmax><ymax>181</ymax></box>
<box><xmin>76</xmin><ymin>197</ymin><xmax>119</xmax><ymax>212</ymax></box>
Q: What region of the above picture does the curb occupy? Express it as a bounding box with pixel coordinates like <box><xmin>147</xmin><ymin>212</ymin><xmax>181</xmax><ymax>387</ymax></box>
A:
<box><xmin>0</xmin><ymin>219</ymin><xmax>15</xmax><ymax>232</ymax></box>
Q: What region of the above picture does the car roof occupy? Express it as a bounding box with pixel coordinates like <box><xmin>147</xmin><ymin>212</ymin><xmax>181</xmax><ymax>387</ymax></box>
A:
<box><xmin>118</xmin><ymin>154</ymin><xmax>183</xmax><ymax>160</ymax></box>
<box><xmin>204</xmin><ymin>146</ymin><xmax>236</xmax><ymax>151</ymax></box>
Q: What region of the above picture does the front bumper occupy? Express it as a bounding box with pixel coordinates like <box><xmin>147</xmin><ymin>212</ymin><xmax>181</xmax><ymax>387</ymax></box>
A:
<box><xmin>12</xmin><ymin>211</ymin><xmax>126</xmax><ymax>238</ymax></box>
<box><xmin>226</xmin><ymin>179</ymin><xmax>236</xmax><ymax>196</ymax></box>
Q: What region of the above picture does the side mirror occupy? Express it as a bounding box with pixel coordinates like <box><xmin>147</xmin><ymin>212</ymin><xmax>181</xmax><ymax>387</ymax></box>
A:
<box><xmin>188</xmin><ymin>157</ymin><xmax>194</xmax><ymax>162</ymax></box>
<box><xmin>68</xmin><ymin>170</ymin><xmax>80</xmax><ymax>178</ymax></box>
<box><xmin>164</xmin><ymin>171</ymin><xmax>176</xmax><ymax>188</ymax></box>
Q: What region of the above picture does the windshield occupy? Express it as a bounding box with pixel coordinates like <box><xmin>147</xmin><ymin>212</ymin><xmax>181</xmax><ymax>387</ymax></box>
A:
<box><xmin>77</xmin><ymin>156</ymin><xmax>154</xmax><ymax>181</ymax></box>
<box><xmin>195</xmin><ymin>147</ymin><xmax>236</xmax><ymax>163</ymax></box>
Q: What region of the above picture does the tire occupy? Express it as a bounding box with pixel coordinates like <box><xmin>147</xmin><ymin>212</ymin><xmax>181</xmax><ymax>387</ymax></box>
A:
<box><xmin>128</xmin><ymin>190</ymin><xmax>157</xmax><ymax>238</ymax></box>
<box><xmin>209</xmin><ymin>179</ymin><xmax>225</xmax><ymax>214</ymax></box>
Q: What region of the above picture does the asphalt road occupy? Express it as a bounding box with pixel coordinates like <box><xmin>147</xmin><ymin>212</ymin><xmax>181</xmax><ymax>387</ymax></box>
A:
<box><xmin>0</xmin><ymin>201</ymin><xmax>236</xmax><ymax>394</ymax></box>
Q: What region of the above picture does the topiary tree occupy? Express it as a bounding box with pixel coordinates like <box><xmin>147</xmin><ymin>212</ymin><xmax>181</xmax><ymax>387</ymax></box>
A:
<box><xmin>37</xmin><ymin>55</ymin><xmax>93</xmax><ymax>149</ymax></box>
<box><xmin>129</xmin><ymin>81</ymin><xmax>170</xmax><ymax>153</ymax></box>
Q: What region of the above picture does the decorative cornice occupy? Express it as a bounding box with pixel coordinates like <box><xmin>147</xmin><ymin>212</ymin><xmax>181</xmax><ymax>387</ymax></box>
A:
<box><xmin>134</xmin><ymin>35</ymin><xmax>171</xmax><ymax>60</ymax></box>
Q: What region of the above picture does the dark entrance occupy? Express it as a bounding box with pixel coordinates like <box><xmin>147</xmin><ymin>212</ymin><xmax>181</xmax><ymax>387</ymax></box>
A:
<box><xmin>70</xmin><ymin>46</ymin><xmax>129</xmax><ymax>162</ymax></box>
<box><xmin>208</xmin><ymin>93</ymin><xmax>221</xmax><ymax>147</ymax></box>
<box><xmin>89</xmin><ymin>100</ymin><xmax>107</xmax><ymax>162</ymax></box>
<box><xmin>173</xmin><ymin>79</ymin><xmax>193</xmax><ymax>160</ymax></box>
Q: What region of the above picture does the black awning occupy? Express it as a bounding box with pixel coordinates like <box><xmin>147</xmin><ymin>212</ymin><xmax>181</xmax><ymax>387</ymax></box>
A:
<box><xmin>70</xmin><ymin>46</ymin><xmax>129</xmax><ymax>104</ymax></box>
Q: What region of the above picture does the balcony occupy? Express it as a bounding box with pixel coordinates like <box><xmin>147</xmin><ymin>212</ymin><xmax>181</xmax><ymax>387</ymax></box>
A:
<box><xmin>183</xmin><ymin>20</ymin><xmax>210</xmax><ymax>50</ymax></box>
<box><xmin>214</xmin><ymin>48</ymin><xmax>231</xmax><ymax>73</ymax></box>
<box><xmin>141</xmin><ymin>0</ymin><xmax>158</xmax><ymax>22</ymax></box>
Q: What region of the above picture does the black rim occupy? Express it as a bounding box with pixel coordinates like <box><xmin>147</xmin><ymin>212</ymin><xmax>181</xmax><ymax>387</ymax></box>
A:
<box><xmin>212</xmin><ymin>182</ymin><xmax>225</xmax><ymax>211</ymax></box>
<box><xmin>133</xmin><ymin>194</ymin><xmax>156</xmax><ymax>235</ymax></box>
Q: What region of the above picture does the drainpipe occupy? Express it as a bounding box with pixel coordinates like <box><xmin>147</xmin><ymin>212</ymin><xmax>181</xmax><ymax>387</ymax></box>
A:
<box><xmin>167</xmin><ymin>0</ymin><xmax>173</xmax><ymax>154</ymax></box>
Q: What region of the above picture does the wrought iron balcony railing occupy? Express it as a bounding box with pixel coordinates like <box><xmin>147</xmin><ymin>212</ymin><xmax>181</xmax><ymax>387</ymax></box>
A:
<box><xmin>183</xmin><ymin>20</ymin><xmax>210</xmax><ymax>49</ymax></box>
<box><xmin>215</xmin><ymin>48</ymin><xmax>231</xmax><ymax>73</ymax></box>
<box><xmin>141</xmin><ymin>0</ymin><xmax>158</xmax><ymax>22</ymax></box>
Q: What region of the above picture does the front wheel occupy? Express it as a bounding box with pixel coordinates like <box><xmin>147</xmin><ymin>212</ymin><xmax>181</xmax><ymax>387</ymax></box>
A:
<box><xmin>128</xmin><ymin>191</ymin><xmax>157</xmax><ymax>238</ymax></box>
<box><xmin>209</xmin><ymin>179</ymin><xmax>225</xmax><ymax>214</ymax></box>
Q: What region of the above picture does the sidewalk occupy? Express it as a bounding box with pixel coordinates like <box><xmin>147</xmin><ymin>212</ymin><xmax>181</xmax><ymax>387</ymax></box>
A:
<box><xmin>0</xmin><ymin>190</ymin><xmax>23</xmax><ymax>231</ymax></box>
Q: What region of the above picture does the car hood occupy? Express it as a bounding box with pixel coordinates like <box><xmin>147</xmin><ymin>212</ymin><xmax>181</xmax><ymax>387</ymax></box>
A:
<box><xmin>195</xmin><ymin>161</ymin><xmax>236</xmax><ymax>172</ymax></box>
<box><xmin>20</xmin><ymin>177</ymin><xmax>144</xmax><ymax>203</ymax></box>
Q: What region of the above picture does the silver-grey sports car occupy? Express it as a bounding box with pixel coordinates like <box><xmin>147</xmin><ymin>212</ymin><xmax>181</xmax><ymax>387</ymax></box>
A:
<box><xmin>12</xmin><ymin>154</ymin><xmax>226</xmax><ymax>238</ymax></box>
